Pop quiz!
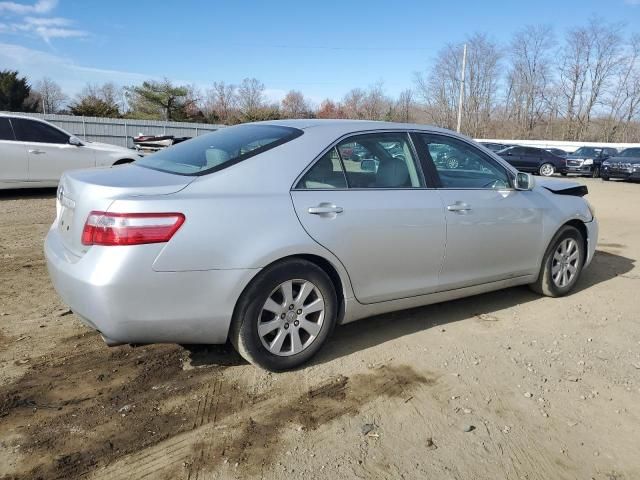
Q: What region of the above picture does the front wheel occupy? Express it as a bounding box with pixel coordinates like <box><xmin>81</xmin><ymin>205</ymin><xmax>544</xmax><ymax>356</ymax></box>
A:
<box><xmin>230</xmin><ymin>259</ymin><xmax>337</xmax><ymax>371</ymax></box>
<box><xmin>539</xmin><ymin>163</ymin><xmax>555</xmax><ymax>176</ymax></box>
<box><xmin>530</xmin><ymin>225</ymin><xmax>585</xmax><ymax>297</ymax></box>
<box><xmin>602</xmin><ymin>175</ymin><xmax>610</xmax><ymax>181</ymax></box>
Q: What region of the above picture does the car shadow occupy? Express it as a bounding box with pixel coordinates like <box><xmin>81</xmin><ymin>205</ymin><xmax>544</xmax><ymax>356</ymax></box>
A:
<box><xmin>159</xmin><ymin>250</ymin><xmax>637</xmax><ymax>370</ymax></box>
<box><xmin>311</xmin><ymin>249</ymin><xmax>635</xmax><ymax>367</ymax></box>
<box><xmin>0</xmin><ymin>187</ymin><xmax>57</xmax><ymax>200</ymax></box>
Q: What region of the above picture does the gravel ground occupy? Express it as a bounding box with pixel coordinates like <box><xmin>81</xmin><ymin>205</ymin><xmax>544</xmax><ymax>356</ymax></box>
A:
<box><xmin>0</xmin><ymin>178</ymin><xmax>639</xmax><ymax>480</ymax></box>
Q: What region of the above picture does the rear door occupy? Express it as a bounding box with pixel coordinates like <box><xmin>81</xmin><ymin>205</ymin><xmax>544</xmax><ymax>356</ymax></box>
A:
<box><xmin>501</xmin><ymin>147</ymin><xmax>526</xmax><ymax>169</ymax></box>
<box><xmin>0</xmin><ymin>117</ymin><xmax>28</xmax><ymax>184</ymax></box>
<box><xmin>291</xmin><ymin>131</ymin><xmax>446</xmax><ymax>304</ymax></box>
<box><xmin>11</xmin><ymin>118</ymin><xmax>95</xmax><ymax>183</ymax></box>
<box><xmin>415</xmin><ymin>133</ymin><xmax>543</xmax><ymax>290</ymax></box>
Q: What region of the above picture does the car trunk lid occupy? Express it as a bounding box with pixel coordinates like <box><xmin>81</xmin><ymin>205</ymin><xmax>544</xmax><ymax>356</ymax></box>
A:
<box><xmin>55</xmin><ymin>165</ymin><xmax>195</xmax><ymax>257</ymax></box>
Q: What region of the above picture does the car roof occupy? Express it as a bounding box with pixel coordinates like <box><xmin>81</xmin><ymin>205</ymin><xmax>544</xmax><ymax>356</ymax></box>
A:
<box><xmin>254</xmin><ymin>118</ymin><xmax>461</xmax><ymax>137</ymax></box>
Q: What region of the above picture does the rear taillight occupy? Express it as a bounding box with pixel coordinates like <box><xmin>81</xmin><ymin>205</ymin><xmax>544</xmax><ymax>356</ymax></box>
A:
<box><xmin>82</xmin><ymin>211</ymin><xmax>185</xmax><ymax>246</ymax></box>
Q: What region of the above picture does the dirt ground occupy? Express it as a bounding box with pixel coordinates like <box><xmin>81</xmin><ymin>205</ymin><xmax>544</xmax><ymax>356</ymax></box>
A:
<box><xmin>0</xmin><ymin>178</ymin><xmax>638</xmax><ymax>480</ymax></box>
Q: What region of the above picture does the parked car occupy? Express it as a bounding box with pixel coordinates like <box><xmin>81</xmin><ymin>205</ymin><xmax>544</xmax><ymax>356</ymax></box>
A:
<box><xmin>497</xmin><ymin>145</ymin><xmax>567</xmax><ymax>176</ymax></box>
<box><xmin>0</xmin><ymin>114</ymin><xmax>140</xmax><ymax>189</ymax></box>
<box><xmin>601</xmin><ymin>147</ymin><xmax>640</xmax><ymax>181</ymax></box>
<box><xmin>564</xmin><ymin>146</ymin><xmax>618</xmax><ymax>178</ymax></box>
<box><xmin>545</xmin><ymin>148</ymin><xmax>568</xmax><ymax>158</ymax></box>
<box><xmin>45</xmin><ymin>120</ymin><xmax>597</xmax><ymax>371</ymax></box>
<box><xmin>479</xmin><ymin>141</ymin><xmax>508</xmax><ymax>152</ymax></box>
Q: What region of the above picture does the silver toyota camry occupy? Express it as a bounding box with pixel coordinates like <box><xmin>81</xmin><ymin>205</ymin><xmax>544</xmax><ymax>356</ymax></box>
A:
<box><xmin>45</xmin><ymin>120</ymin><xmax>598</xmax><ymax>371</ymax></box>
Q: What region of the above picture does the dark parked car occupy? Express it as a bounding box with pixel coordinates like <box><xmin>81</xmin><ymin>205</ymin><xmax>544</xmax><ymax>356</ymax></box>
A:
<box><xmin>497</xmin><ymin>146</ymin><xmax>566</xmax><ymax>176</ymax></box>
<box><xmin>545</xmin><ymin>148</ymin><xmax>568</xmax><ymax>158</ymax></box>
<box><xmin>479</xmin><ymin>142</ymin><xmax>509</xmax><ymax>152</ymax></box>
<box><xmin>601</xmin><ymin>148</ymin><xmax>640</xmax><ymax>181</ymax></box>
<box><xmin>564</xmin><ymin>146</ymin><xmax>618</xmax><ymax>178</ymax></box>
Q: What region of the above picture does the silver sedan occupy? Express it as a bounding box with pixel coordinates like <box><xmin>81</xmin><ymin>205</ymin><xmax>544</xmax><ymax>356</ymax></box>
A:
<box><xmin>45</xmin><ymin>120</ymin><xmax>598</xmax><ymax>371</ymax></box>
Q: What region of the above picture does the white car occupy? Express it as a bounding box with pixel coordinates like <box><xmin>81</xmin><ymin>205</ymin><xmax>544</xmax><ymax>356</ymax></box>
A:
<box><xmin>0</xmin><ymin>114</ymin><xmax>140</xmax><ymax>189</ymax></box>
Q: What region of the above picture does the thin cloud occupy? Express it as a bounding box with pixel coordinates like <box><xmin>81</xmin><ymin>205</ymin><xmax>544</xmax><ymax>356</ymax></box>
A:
<box><xmin>0</xmin><ymin>0</ymin><xmax>57</xmax><ymax>15</ymax></box>
<box><xmin>0</xmin><ymin>42</ymin><xmax>154</xmax><ymax>94</ymax></box>
<box><xmin>2</xmin><ymin>15</ymin><xmax>87</xmax><ymax>42</ymax></box>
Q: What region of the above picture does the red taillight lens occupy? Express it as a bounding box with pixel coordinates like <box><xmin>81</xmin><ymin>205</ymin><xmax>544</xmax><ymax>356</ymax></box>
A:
<box><xmin>81</xmin><ymin>211</ymin><xmax>185</xmax><ymax>246</ymax></box>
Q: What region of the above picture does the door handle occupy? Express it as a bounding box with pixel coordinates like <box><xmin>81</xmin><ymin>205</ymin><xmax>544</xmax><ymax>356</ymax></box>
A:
<box><xmin>447</xmin><ymin>202</ymin><xmax>471</xmax><ymax>212</ymax></box>
<box><xmin>28</xmin><ymin>149</ymin><xmax>46</xmax><ymax>155</ymax></box>
<box><xmin>308</xmin><ymin>204</ymin><xmax>344</xmax><ymax>215</ymax></box>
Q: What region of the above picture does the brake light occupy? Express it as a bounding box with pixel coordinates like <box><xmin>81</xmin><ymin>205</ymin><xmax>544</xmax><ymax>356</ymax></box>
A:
<box><xmin>82</xmin><ymin>211</ymin><xmax>185</xmax><ymax>246</ymax></box>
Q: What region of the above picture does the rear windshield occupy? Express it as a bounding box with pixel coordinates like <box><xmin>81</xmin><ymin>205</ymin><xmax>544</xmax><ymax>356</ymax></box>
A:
<box><xmin>136</xmin><ymin>124</ymin><xmax>303</xmax><ymax>175</ymax></box>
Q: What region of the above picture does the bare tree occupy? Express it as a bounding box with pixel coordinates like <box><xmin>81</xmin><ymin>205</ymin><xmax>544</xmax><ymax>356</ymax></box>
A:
<box><xmin>280</xmin><ymin>90</ymin><xmax>311</xmax><ymax>118</ymax></box>
<box><xmin>415</xmin><ymin>33</ymin><xmax>501</xmax><ymax>137</ymax></box>
<box><xmin>34</xmin><ymin>77</ymin><xmax>67</xmax><ymax>113</ymax></box>
<box><xmin>504</xmin><ymin>25</ymin><xmax>555</xmax><ymax>137</ymax></box>
<box><xmin>558</xmin><ymin>19</ymin><xmax>624</xmax><ymax>140</ymax></box>
<box><xmin>361</xmin><ymin>82</ymin><xmax>390</xmax><ymax>120</ymax></box>
<box><xmin>341</xmin><ymin>88</ymin><xmax>367</xmax><ymax>119</ymax></box>
<box><xmin>205</xmin><ymin>81</ymin><xmax>237</xmax><ymax>123</ymax></box>
<box><xmin>316</xmin><ymin>99</ymin><xmax>344</xmax><ymax>119</ymax></box>
<box><xmin>237</xmin><ymin>78</ymin><xmax>266</xmax><ymax>121</ymax></box>
<box><xmin>600</xmin><ymin>35</ymin><xmax>640</xmax><ymax>141</ymax></box>
<box><xmin>395</xmin><ymin>89</ymin><xmax>414</xmax><ymax>123</ymax></box>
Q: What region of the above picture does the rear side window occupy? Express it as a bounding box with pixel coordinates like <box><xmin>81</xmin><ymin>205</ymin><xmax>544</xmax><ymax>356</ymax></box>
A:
<box><xmin>296</xmin><ymin>147</ymin><xmax>347</xmax><ymax>189</ymax></box>
<box><xmin>136</xmin><ymin>124</ymin><xmax>303</xmax><ymax>175</ymax></box>
<box><xmin>0</xmin><ymin>118</ymin><xmax>14</xmax><ymax>140</ymax></box>
<box><xmin>12</xmin><ymin>118</ymin><xmax>69</xmax><ymax>144</ymax></box>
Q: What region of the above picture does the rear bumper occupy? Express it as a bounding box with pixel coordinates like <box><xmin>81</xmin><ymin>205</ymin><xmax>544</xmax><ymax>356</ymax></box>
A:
<box><xmin>44</xmin><ymin>226</ymin><xmax>258</xmax><ymax>345</ymax></box>
<box><xmin>585</xmin><ymin>218</ymin><xmax>598</xmax><ymax>269</ymax></box>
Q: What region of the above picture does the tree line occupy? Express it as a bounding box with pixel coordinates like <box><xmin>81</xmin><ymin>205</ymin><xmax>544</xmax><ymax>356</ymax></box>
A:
<box><xmin>1</xmin><ymin>19</ymin><xmax>639</xmax><ymax>142</ymax></box>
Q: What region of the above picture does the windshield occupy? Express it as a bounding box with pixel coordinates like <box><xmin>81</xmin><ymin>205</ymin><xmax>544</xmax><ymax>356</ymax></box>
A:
<box><xmin>136</xmin><ymin>124</ymin><xmax>303</xmax><ymax>175</ymax></box>
<box><xmin>620</xmin><ymin>148</ymin><xmax>640</xmax><ymax>157</ymax></box>
<box><xmin>572</xmin><ymin>147</ymin><xmax>600</xmax><ymax>157</ymax></box>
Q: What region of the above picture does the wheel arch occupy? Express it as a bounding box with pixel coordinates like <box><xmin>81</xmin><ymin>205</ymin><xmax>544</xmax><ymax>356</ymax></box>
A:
<box><xmin>549</xmin><ymin>219</ymin><xmax>589</xmax><ymax>266</ymax></box>
<box><xmin>230</xmin><ymin>253</ymin><xmax>348</xmax><ymax>340</ymax></box>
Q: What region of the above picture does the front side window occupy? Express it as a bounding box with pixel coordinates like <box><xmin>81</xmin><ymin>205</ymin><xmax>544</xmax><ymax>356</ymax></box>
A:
<box><xmin>12</xmin><ymin>118</ymin><xmax>69</xmax><ymax>144</ymax></box>
<box><xmin>137</xmin><ymin>124</ymin><xmax>303</xmax><ymax>175</ymax></box>
<box><xmin>296</xmin><ymin>147</ymin><xmax>347</xmax><ymax>189</ymax></box>
<box><xmin>337</xmin><ymin>133</ymin><xmax>423</xmax><ymax>188</ymax></box>
<box><xmin>419</xmin><ymin>134</ymin><xmax>511</xmax><ymax>189</ymax></box>
<box><xmin>621</xmin><ymin>148</ymin><xmax>640</xmax><ymax>157</ymax></box>
<box><xmin>0</xmin><ymin>118</ymin><xmax>14</xmax><ymax>141</ymax></box>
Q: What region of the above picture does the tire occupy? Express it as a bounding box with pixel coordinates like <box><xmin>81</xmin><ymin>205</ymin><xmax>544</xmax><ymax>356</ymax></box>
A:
<box><xmin>591</xmin><ymin>166</ymin><xmax>600</xmax><ymax>178</ymax></box>
<box><xmin>560</xmin><ymin>172</ymin><xmax>568</xmax><ymax>176</ymax></box>
<box><xmin>229</xmin><ymin>259</ymin><xmax>337</xmax><ymax>371</ymax></box>
<box><xmin>530</xmin><ymin>225</ymin><xmax>585</xmax><ymax>297</ymax></box>
<box><xmin>539</xmin><ymin>163</ymin><xmax>555</xmax><ymax>176</ymax></box>
<box><xmin>602</xmin><ymin>175</ymin><xmax>610</xmax><ymax>181</ymax></box>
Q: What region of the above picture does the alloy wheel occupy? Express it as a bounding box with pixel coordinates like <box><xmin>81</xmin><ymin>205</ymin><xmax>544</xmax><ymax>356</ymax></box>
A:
<box><xmin>257</xmin><ymin>279</ymin><xmax>325</xmax><ymax>356</ymax></box>
<box><xmin>540</xmin><ymin>163</ymin><xmax>555</xmax><ymax>176</ymax></box>
<box><xmin>551</xmin><ymin>238</ymin><xmax>580</xmax><ymax>288</ymax></box>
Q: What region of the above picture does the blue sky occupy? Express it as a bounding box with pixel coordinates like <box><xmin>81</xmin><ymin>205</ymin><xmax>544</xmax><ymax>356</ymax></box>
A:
<box><xmin>1</xmin><ymin>0</ymin><xmax>639</xmax><ymax>104</ymax></box>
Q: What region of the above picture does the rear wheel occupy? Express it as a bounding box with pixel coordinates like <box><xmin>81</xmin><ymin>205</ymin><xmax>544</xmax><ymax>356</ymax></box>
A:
<box><xmin>530</xmin><ymin>225</ymin><xmax>585</xmax><ymax>297</ymax></box>
<box><xmin>230</xmin><ymin>259</ymin><xmax>337</xmax><ymax>371</ymax></box>
<box><xmin>602</xmin><ymin>175</ymin><xmax>610</xmax><ymax>181</ymax></box>
<box><xmin>539</xmin><ymin>163</ymin><xmax>555</xmax><ymax>176</ymax></box>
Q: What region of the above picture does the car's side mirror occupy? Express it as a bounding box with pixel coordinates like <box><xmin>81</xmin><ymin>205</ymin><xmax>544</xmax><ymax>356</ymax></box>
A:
<box><xmin>515</xmin><ymin>172</ymin><xmax>534</xmax><ymax>191</ymax></box>
<box><xmin>69</xmin><ymin>136</ymin><xmax>83</xmax><ymax>146</ymax></box>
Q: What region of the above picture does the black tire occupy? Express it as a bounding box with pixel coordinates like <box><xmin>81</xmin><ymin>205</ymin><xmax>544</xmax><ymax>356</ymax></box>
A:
<box><xmin>560</xmin><ymin>172</ymin><xmax>568</xmax><ymax>176</ymax></box>
<box><xmin>602</xmin><ymin>175</ymin><xmax>610</xmax><ymax>181</ymax></box>
<box><xmin>530</xmin><ymin>225</ymin><xmax>585</xmax><ymax>297</ymax></box>
<box><xmin>229</xmin><ymin>259</ymin><xmax>337</xmax><ymax>371</ymax></box>
<box><xmin>591</xmin><ymin>166</ymin><xmax>600</xmax><ymax>178</ymax></box>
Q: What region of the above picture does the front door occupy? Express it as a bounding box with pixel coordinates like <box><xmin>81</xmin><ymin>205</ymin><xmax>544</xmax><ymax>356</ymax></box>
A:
<box><xmin>291</xmin><ymin>132</ymin><xmax>446</xmax><ymax>304</ymax></box>
<box><xmin>11</xmin><ymin>118</ymin><xmax>94</xmax><ymax>183</ymax></box>
<box><xmin>415</xmin><ymin>133</ymin><xmax>543</xmax><ymax>290</ymax></box>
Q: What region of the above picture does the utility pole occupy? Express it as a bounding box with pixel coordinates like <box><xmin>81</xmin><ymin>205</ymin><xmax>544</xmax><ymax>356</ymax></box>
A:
<box><xmin>42</xmin><ymin>97</ymin><xmax>46</xmax><ymax>115</ymax></box>
<box><xmin>456</xmin><ymin>43</ymin><xmax>467</xmax><ymax>133</ymax></box>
